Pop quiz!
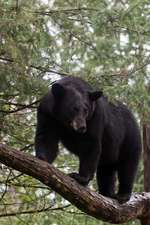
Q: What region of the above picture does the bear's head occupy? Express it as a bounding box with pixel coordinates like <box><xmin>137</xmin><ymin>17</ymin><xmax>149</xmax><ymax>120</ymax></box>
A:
<box><xmin>51</xmin><ymin>83</ymin><xmax>102</xmax><ymax>133</ymax></box>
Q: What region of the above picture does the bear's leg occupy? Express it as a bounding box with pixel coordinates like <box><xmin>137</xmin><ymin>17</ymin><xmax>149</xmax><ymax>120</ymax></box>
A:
<box><xmin>117</xmin><ymin>160</ymin><xmax>138</xmax><ymax>203</ymax></box>
<box><xmin>35</xmin><ymin>110</ymin><xmax>59</xmax><ymax>163</ymax></box>
<box><xmin>69</xmin><ymin>148</ymin><xmax>101</xmax><ymax>186</ymax></box>
<box><xmin>97</xmin><ymin>165</ymin><xmax>116</xmax><ymax>199</ymax></box>
<box><xmin>35</xmin><ymin>132</ymin><xmax>59</xmax><ymax>163</ymax></box>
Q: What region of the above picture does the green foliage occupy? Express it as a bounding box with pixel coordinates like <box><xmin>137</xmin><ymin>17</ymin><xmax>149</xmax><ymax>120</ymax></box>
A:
<box><xmin>0</xmin><ymin>0</ymin><xmax>149</xmax><ymax>224</ymax></box>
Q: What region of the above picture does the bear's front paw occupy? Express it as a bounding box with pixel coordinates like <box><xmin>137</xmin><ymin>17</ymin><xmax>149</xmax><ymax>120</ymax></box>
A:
<box><xmin>69</xmin><ymin>173</ymin><xmax>89</xmax><ymax>186</ymax></box>
<box><xmin>36</xmin><ymin>154</ymin><xmax>48</xmax><ymax>162</ymax></box>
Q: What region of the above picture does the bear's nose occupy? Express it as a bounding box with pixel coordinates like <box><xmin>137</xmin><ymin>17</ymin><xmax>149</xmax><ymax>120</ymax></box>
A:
<box><xmin>78</xmin><ymin>126</ymin><xmax>86</xmax><ymax>133</ymax></box>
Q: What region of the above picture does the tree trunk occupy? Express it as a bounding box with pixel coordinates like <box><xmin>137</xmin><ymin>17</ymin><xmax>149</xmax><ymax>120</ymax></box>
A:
<box><xmin>143</xmin><ymin>124</ymin><xmax>150</xmax><ymax>192</ymax></box>
<box><xmin>141</xmin><ymin>123</ymin><xmax>150</xmax><ymax>225</ymax></box>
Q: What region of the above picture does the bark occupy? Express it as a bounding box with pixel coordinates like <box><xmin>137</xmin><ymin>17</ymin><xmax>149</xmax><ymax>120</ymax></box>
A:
<box><xmin>141</xmin><ymin>123</ymin><xmax>150</xmax><ymax>225</ymax></box>
<box><xmin>0</xmin><ymin>143</ymin><xmax>150</xmax><ymax>224</ymax></box>
<box><xmin>143</xmin><ymin>124</ymin><xmax>150</xmax><ymax>192</ymax></box>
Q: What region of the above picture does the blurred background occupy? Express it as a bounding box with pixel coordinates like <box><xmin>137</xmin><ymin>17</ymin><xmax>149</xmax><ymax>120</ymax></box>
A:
<box><xmin>0</xmin><ymin>0</ymin><xmax>149</xmax><ymax>224</ymax></box>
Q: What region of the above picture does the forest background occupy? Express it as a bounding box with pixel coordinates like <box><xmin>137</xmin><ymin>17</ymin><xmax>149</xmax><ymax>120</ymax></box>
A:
<box><xmin>0</xmin><ymin>0</ymin><xmax>150</xmax><ymax>224</ymax></box>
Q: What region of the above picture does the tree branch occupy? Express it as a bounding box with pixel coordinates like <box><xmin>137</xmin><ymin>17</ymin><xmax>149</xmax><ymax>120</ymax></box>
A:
<box><xmin>0</xmin><ymin>204</ymin><xmax>70</xmax><ymax>218</ymax></box>
<box><xmin>34</xmin><ymin>7</ymin><xmax>99</xmax><ymax>15</ymax></box>
<box><xmin>0</xmin><ymin>56</ymin><xmax>69</xmax><ymax>77</ymax></box>
<box><xmin>0</xmin><ymin>143</ymin><xmax>150</xmax><ymax>224</ymax></box>
<box><xmin>0</xmin><ymin>100</ymin><xmax>39</xmax><ymax>114</ymax></box>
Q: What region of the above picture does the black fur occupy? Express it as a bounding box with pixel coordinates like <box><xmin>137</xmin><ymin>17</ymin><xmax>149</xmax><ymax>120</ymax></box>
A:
<box><xmin>35</xmin><ymin>76</ymin><xmax>141</xmax><ymax>203</ymax></box>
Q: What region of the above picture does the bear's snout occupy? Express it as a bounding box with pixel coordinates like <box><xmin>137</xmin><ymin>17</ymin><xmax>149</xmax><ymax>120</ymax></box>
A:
<box><xmin>77</xmin><ymin>126</ymin><xmax>86</xmax><ymax>133</ymax></box>
<box><xmin>70</xmin><ymin>119</ymin><xmax>86</xmax><ymax>133</ymax></box>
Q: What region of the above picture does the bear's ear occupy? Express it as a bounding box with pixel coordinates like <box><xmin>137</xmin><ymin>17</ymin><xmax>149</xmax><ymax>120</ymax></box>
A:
<box><xmin>51</xmin><ymin>83</ymin><xmax>66</xmax><ymax>98</ymax></box>
<box><xmin>88</xmin><ymin>91</ymin><xmax>103</xmax><ymax>101</ymax></box>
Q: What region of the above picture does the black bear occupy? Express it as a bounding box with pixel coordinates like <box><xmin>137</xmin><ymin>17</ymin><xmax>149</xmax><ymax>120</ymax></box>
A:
<box><xmin>35</xmin><ymin>76</ymin><xmax>141</xmax><ymax>203</ymax></box>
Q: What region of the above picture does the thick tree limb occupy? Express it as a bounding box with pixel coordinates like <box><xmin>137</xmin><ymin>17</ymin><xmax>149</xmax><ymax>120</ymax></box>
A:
<box><xmin>141</xmin><ymin>123</ymin><xmax>150</xmax><ymax>225</ymax></box>
<box><xmin>0</xmin><ymin>144</ymin><xmax>150</xmax><ymax>224</ymax></box>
